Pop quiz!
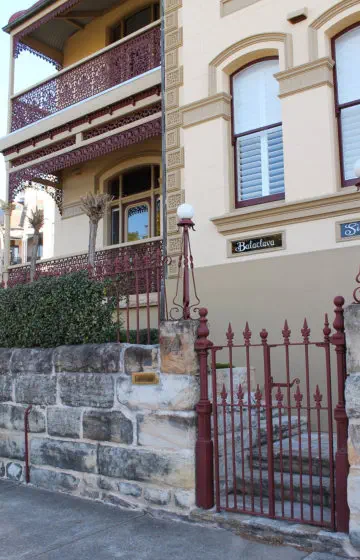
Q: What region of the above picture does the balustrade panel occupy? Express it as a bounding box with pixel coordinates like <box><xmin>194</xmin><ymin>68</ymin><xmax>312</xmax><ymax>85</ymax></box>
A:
<box><xmin>11</xmin><ymin>25</ymin><xmax>161</xmax><ymax>131</ymax></box>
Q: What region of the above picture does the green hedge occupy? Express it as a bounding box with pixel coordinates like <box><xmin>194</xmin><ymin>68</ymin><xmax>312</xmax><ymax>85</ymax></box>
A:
<box><xmin>0</xmin><ymin>272</ymin><xmax>117</xmax><ymax>348</ymax></box>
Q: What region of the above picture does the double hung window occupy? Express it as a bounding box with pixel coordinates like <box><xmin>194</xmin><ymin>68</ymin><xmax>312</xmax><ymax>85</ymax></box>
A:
<box><xmin>110</xmin><ymin>3</ymin><xmax>160</xmax><ymax>44</ymax></box>
<box><xmin>108</xmin><ymin>165</ymin><xmax>161</xmax><ymax>245</ymax></box>
<box><xmin>333</xmin><ymin>25</ymin><xmax>360</xmax><ymax>186</ymax></box>
<box><xmin>232</xmin><ymin>58</ymin><xmax>285</xmax><ymax>207</ymax></box>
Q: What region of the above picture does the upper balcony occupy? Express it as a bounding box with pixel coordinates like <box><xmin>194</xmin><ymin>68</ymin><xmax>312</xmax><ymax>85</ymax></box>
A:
<box><xmin>11</xmin><ymin>22</ymin><xmax>160</xmax><ymax>132</ymax></box>
<box><xmin>4</xmin><ymin>1</ymin><xmax>161</xmax><ymax>135</ymax></box>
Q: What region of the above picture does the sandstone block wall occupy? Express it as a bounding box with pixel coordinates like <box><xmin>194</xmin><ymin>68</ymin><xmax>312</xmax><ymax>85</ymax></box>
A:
<box><xmin>344</xmin><ymin>305</ymin><xmax>360</xmax><ymax>549</ymax></box>
<box><xmin>0</xmin><ymin>321</ymin><xmax>200</xmax><ymax>514</ymax></box>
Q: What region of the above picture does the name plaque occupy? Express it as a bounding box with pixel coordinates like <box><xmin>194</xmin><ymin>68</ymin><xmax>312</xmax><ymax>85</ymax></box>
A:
<box><xmin>132</xmin><ymin>372</ymin><xmax>159</xmax><ymax>385</ymax></box>
<box><xmin>339</xmin><ymin>221</ymin><xmax>360</xmax><ymax>240</ymax></box>
<box><xmin>231</xmin><ymin>233</ymin><xmax>283</xmax><ymax>256</ymax></box>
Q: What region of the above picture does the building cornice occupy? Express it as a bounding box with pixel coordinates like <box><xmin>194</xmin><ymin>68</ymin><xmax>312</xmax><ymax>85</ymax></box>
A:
<box><xmin>275</xmin><ymin>57</ymin><xmax>335</xmax><ymax>98</ymax></box>
<box><xmin>211</xmin><ymin>190</ymin><xmax>360</xmax><ymax>235</ymax></box>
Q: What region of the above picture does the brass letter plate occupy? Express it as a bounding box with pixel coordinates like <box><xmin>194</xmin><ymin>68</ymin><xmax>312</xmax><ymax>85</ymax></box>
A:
<box><xmin>132</xmin><ymin>372</ymin><xmax>159</xmax><ymax>385</ymax></box>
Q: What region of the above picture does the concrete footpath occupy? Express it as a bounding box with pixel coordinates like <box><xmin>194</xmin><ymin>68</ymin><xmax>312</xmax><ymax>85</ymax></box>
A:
<box><xmin>0</xmin><ymin>481</ymin><xmax>345</xmax><ymax>560</ymax></box>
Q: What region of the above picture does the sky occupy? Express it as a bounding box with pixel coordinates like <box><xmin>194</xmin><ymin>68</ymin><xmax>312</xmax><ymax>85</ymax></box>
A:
<box><xmin>0</xmin><ymin>1</ymin><xmax>54</xmax><ymax>201</ymax></box>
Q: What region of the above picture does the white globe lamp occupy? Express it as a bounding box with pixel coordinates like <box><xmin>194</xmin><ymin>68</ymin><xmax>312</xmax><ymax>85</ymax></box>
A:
<box><xmin>177</xmin><ymin>203</ymin><xmax>195</xmax><ymax>221</ymax></box>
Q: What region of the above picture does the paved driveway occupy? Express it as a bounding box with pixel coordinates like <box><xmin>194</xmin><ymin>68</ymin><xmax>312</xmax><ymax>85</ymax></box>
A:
<box><xmin>0</xmin><ymin>481</ymin><xmax>342</xmax><ymax>560</ymax></box>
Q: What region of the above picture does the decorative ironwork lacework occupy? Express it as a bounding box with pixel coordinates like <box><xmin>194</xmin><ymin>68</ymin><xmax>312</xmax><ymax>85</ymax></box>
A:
<box><xmin>12</xmin><ymin>137</ymin><xmax>76</xmax><ymax>168</ymax></box>
<box><xmin>10</xmin><ymin>174</ymin><xmax>63</xmax><ymax>215</ymax></box>
<box><xmin>8</xmin><ymin>239</ymin><xmax>163</xmax><ymax>292</ymax></box>
<box><xmin>83</xmin><ymin>102</ymin><xmax>162</xmax><ymax>140</ymax></box>
<box><xmin>4</xmin><ymin>86</ymin><xmax>160</xmax><ymax>157</ymax></box>
<box><xmin>11</xmin><ymin>25</ymin><xmax>161</xmax><ymax>131</ymax></box>
<box><xmin>14</xmin><ymin>41</ymin><xmax>62</xmax><ymax>70</ymax></box>
<box><xmin>9</xmin><ymin>118</ymin><xmax>162</xmax><ymax>212</ymax></box>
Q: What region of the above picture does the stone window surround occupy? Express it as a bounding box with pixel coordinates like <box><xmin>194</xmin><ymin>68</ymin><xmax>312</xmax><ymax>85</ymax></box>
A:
<box><xmin>206</xmin><ymin>3</ymin><xmax>360</xmax><ymax>216</ymax></box>
<box><xmin>231</xmin><ymin>57</ymin><xmax>285</xmax><ymax>209</ymax></box>
<box><xmin>219</xmin><ymin>0</ymin><xmax>360</xmax><ymax>69</ymax></box>
<box><xmin>308</xmin><ymin>0</ymin><xmax>360</xmax><ymax>62</ymax></box>
<box><xmin>205</xmin><ymin>35</ymin><xmax>291</xmax><ymax>214</ymax></box>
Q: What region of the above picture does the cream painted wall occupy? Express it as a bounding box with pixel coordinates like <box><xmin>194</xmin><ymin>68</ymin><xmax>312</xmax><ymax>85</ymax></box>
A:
<box><xmin>177</xmin><ymin>0</ymin><xmax>360</xmax><ymax>271</ymax></box>
<box><xmin>54</xmin><ymin>213</ymin><xmax>91</xmax><ymax>257</ymax></box>
<box><xmin>63</xmin><ymin>0</ymin><xmax>159</xmax><ymax>67</ymax></box>
<box><xmin>281</xmin><ymin>86</ymin><xmax>340</xmax><ymax>203</ymax></box>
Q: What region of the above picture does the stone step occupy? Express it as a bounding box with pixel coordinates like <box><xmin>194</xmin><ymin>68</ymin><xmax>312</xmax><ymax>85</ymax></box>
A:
<box><xmin>219</xmin><ymin>416</ymin><xmax>307</xmax><ymax>457</ymax></box>
<box><xmin>260</xmin><ymin>415</ymin><xmax>307</xmax><ymax>445</ymax></box>
<box><xmin>252</xmin><ymin>433</ymin><xmax>337</xmax><ymax>477</ymax></box>
<box><xmin>217</xmin><ymin>417</ymin><xmax>308</xmax><ymax>479</ymax></box>
<box><xmin>232</xmin><ymin>466</ymin><xmax>332</xmax><ymax>508</ymax></box>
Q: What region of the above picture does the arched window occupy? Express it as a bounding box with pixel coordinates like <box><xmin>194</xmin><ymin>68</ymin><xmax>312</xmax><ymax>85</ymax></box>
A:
<box><xmin>108</xmin><ymin>164</ymin><xmax>161</xmax><ymax>245</ymax></box>
<box><xmin>232</xmin><ymin>58</ymin><xmax>284</xmax><ymax>207</ymax></box>
<box><xmin>333</xmin><ymin>24</ymin><xmax>360</xmax><ymax>186</ymax></box>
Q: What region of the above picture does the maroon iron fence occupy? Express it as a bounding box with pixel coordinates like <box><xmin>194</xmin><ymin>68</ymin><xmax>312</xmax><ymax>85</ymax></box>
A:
<box><xmin>195</xmin><ymin>299</ymin><xmax>349</xmax><ymax>533</ymax></box>
<box><xmin>11</xmin><ymin>24</ymin><xmax>161</xmax><ymax>131</ymax></box>
<box><xmin>7</xmin><ymin>239</ymin><xmax>168</xmax><ymax>345</ymax></box>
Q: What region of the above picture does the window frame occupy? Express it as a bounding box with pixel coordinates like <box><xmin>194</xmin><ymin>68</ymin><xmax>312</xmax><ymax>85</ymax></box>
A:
<box><xmin>123</xmin><ymin>198</ymin><xmax>152</xmax><ymax>243</ymax></box>
<box><xmin>109</xmin><ymin>2</ymin><xmax>160</xmax><ymax>45</ymax></box>
<box><xmin>231</xmin><ymin>56</ymin><xmax>285</xmax><ymax>209</ymax></box>
<box><xmin>332</xmin><ymin>22</ymin><xmax>360</xmax><ymax>188</ymax></box>
<box><xmin>107</xmin><ymin>164</ymin><xmax>161</xmax><ymax>246</ymax></box>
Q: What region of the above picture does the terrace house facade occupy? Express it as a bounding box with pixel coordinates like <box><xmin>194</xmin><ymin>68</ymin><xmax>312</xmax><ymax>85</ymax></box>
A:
<box><xmin>0</xmin><ymin>0</ymin><xmax>165</xmax><ymax>287</ymax></box>
<box><xmin>2</xmin><ymin>0</ymin><xmax>360</xmax><ymax>336</ymax></box>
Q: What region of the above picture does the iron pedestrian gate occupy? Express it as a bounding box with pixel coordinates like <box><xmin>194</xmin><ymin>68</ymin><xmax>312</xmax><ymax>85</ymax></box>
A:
<box><xmin>195</xmin><ymin>298</ymin><xmax>350</xmax><ymax>533</ymax></box>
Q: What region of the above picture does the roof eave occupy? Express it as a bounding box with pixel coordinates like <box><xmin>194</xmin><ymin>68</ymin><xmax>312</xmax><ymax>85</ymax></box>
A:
<box><xmin>3</xmin><ymin>0</ymin><xmax>55</xmax><ymax>34</ymax></box>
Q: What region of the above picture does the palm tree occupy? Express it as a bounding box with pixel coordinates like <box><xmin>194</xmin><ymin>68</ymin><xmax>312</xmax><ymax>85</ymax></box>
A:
<box><xmin>28</xmin><ymin>207</ymin><xmax>44</xmax><ymax>283</ymax></box>
<box><xmin>80</xmin><ymin>193</ymin><xmax>112</xmax><ymax>269</ymax></box>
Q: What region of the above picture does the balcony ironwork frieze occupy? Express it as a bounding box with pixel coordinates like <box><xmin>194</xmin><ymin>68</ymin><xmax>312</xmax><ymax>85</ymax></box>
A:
<box><xmin>9</xmin><ymin>117</ymin><xmax>162</xmax><ymax>214</ymax></box>
<box><xmin>11</xmin><ymin>24</ymin><xmax>161</xmax><ymax>132</ymax></box>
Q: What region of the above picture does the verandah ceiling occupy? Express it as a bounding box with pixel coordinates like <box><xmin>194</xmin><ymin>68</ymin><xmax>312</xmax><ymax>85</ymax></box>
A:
<box><xmin>5</xmin><ymin>0</ymin><xmax>128</xmax><ymax>68</ymax></box>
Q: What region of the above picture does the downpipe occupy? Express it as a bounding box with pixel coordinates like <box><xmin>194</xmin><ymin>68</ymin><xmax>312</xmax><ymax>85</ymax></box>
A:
<box><xmin>24</xmin><ymin>405</ymin><xmax>33</xmax><ymax>484</ymax></box>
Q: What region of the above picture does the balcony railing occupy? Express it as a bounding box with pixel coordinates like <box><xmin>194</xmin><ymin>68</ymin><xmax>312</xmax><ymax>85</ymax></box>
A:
<box><xmin>11</xmin><ymin>22</ymin><xmax>161</xmax><ymax>132</ymax></box>
<box><xmin>7</xmin><ymin>238</ymin><xmax>166</xmax><ymax>344</ymax></box>
<box><xmin>7</xmin><ymin>238</ymin><xmax>163</xmax><ymax>288</ymax></box>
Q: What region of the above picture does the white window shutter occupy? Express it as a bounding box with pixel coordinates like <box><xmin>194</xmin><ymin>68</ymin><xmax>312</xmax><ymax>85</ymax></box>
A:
<box><xmin>341</xmin><ymin>105</ymin><xmax>360</xmax><ymax>180</ymax></box>
<box><xmin>335</xmin><ymin>26</ymin><xmax>360</xmax><ymax>105</ymax></box>
<box><xmin>233</xmin><ymin>59</ymin><xmax>282</xmax><ymax>135</ymax></box>
<box><xmin>236</xmin><ymin>126</ymin><xmax>284</xmax><ymax>201</ymax></box>
<box><xmin>233</xmin><ymin>59</ymin><xmax>284</xmax><ymax>202</ymax></box>
<box><xmin>335</xmin><ymin>27</ymin><xmax>360</xmax><ymax>181</ymax></box>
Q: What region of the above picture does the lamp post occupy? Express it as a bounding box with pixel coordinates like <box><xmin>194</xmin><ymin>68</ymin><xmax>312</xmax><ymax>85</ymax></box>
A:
<box><xmin>177</xmin><ymin>203</ymin><xmax>195</xmax><ymax>319</ymax></box>
<box><xmin>170</xmin><ymin>203</ymin><xmax>200</xmax><ymax>320</ymax></box>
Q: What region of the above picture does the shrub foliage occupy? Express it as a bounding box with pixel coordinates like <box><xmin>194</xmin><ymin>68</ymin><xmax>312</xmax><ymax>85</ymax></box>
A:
<box><xmin>0</xmin><ymin>272</ymin><xmax>117</xmax><ymax>348</ymax></box>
